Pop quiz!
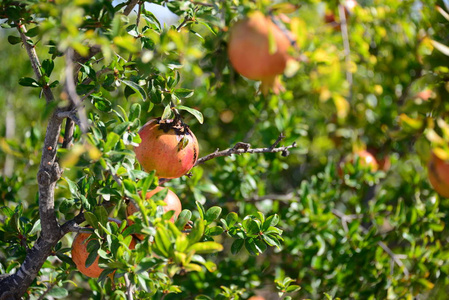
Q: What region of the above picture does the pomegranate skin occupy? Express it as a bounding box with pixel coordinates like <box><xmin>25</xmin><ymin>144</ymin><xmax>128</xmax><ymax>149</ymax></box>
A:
<box><xmin>134</xmin><ymin>118</ymin><xmax>199</xmax><ymax>179</ymax></box>
<box><xmin>71</xmin><ymin>219</ymin><xmax>136</xmax><ymax>278</ymax></box>
<box><xmin>338</xmin><ymin>150</ymin><xmax>379</xmax><ymax>178</ymax></box>
<box><xmin>428</xmin><ymin>152</ymin><xmax>449</xmax><ymax>198</ymax></box>
<box><xmin>227</xmin><ymin>11</ymin><xmax>291</xmax><ymax>91</ymax></box>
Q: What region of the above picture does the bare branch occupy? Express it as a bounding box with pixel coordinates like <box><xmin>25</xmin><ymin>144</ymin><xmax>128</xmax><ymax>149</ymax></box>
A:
<box><xmin>194</xmin><ymin>139</ymin><xmax>297</xmax><ymax>166</ymax></box>
<box><xmin>247</xmin><ymin>192</ymin><xmax>295</xmax><ymax>202</ymax></box>
<box><xmin>57</xmin><ymin>110</ymin><xmax>83</xmax><ymax>128</ymax></box>
<box><xmin>123</xmin><ymin>0</ymin><xmax>139</xmax><ymax>16</ymax></box>
<box><xmin>17</xmin><ymin>23</ymin><xmax>55</xmax><ymax>102</ymax></box>
<box><xmin>124</xmin><ymin>273</ymin><xmax>134</xmax><ymax>300</ymax></box>
<box><xmin>37</xmin><ymin>282</ymin><xmax>57</xmax><ymax>300</ymax></box>
<box><xmin>338</xmin><ymin>4</ymin><xmax>353</xmax><ymax>100</ymax></box>
<box><xmin>65</xmin><ymin>48</ymin><xmax>89</xmax><ymax>133</ymax></box>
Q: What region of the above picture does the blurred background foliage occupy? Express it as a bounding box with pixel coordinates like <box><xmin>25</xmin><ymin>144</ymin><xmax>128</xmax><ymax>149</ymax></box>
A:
<box><xmin>1</xmin><ymin>0</ymin><xmax>449</xmax><ymax>299</ymax></box>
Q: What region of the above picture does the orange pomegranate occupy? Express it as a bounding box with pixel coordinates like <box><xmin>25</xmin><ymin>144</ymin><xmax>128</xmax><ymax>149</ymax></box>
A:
<box><xmin>227</xmin><ymin>11</ymin><xmax>291</xmax><ymax>94</ymax></box>
<box><xmin>134</xmin><ymin>118</ymin><xmax>199</xmax><ymax>179</ymax></box>
<box><xmin>428</xmin><ymin>151</ymin><xmax>449</xmax><ymax>198</ymax></box>
<box><xmin>338</xmin><ymin>150</ymin><xmax>379</xmax><ymax>177</ymax></box>
<box><xmin>127</xmin><ymin>186</ymin><xmax>182</xmax><ymax>240</ymax></box>
<box><xmin>71</xmin><ymin>219</ymin><xmax>136</xmax><ymax>278</ymax></box>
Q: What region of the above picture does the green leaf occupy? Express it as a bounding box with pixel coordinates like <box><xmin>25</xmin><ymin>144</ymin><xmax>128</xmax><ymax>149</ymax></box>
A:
<box><xmin>196</xmin><ymin>201</ymin><xmax>206</xmax><ymax>220</ymax></box>
<box><xmin>47</xmin><ymin>287</ymin><xmax>69</xmax><ymax>298</ymax></box>
<box><xmin>42</xmin><ymin>59</ymin><xmax>54</xmax><ymax>77</ymax></box>
<box><xmin>188</xmin><ymin>219</ymin><xmax>205</xmax><ymax>245</ymax></box>
<box><xmin>122</xmin><ymin>80</ymin><xmax>147</xmax><ymax>101</ymax></box>
<box><xmin>84</xmin><ymin>211</ymin><xmax>99</xmax><ymax>230</ymax></box>
<box><xmin>187</xmin><ymin>241</ymin><xmax>223</xmax><ymax>254</ymax></box>
<box><xmin>263</xmin><ymin>214</ymin><xmax>280</xmax><ymax>231</ymax></box>
<box><xmin>175</xmin><ymin>209</ymin><xmax>192</xmax><ymax>230</ymax></box>
<box><xmin>231</xmin><ymin>239</ymin><xmax>244</xmax><ymax>254</ymax></box>
<box><xmin>286</xmin><ymin>285</ymin><xmax>301</xmax><ymax>293</ymax></box>
<box><xmin>25</xmin><ymin>26</ymin><xmax>40</xmax><ymax>38</ymax></box>
<box><xmin>226</xmin><ymin>212</ymin><xmax>238</xmax><ymax>227</ymax></box>
<box><xmin>8</xmin><ymin>35</ymin><xmax>22</xmax><ymax>45</ymax></box>
<box><xmin>207</xmin><ymin>226</ymin><xmax>224</xmax><ymax>236</ymax></box>
<box><xmin>205</xmin><ymin>206</ymin><xmax>222</xmax><ymax>224</ymax></box>
<box><xmin>129</xmin><ymin>103</ymin><xmax>141</xmax><ymax>121</ymax></box>
<box><xmin>19</xmin><ymin>77</ymin><xmax>40</xmax><ymax>87</ymax></box>
<box><xmin>29</xmin><ymin>219</ymin><xmax>41</xmax><ymax>236</ymax></box>
<box><xmin>94</xmin><ymin>98</ymin><xmax>112</xmax><ymax>112</ymax></box>
<box><xmin>161</xmin><ymin>104</ymin><xmax>173</xmax><ymax>120</ymax></box>
<box><xmin>154</xmin><ymin>226</ymin><xmax>171</xmax><ymax>256</ymax></box>
<box><xmin>173</xmin><ymin>88</ymin><xmax>194</xmax><ymax>98</ymax></box>
<box><xmin>177</xmin><ymin>105</ymin><xmax>204</xmax><ymax>124</ymax></box>
<box><xmin>95</xmin><ymin>206</ymin><xmax>109</xmax><ymax>228</ymax></box>
<box><xmin>246</xmin><ymin>219</ymin><xmax>261</xmax><ymax>236</ymax></box>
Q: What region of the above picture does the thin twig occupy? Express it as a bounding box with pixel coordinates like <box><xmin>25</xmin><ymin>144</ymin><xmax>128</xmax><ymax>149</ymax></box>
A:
<box><xmin>57</xmin><ymin>110</ymin><xmax>82</xmax><ymax>128</ymax></box>
<box><xmin>338</xmin><ymin>4</ymin><xmax>353</xmax><ymax>100</ymax></box>
<box><xmin>37</xmin><ymin>281</ymin><xmax>56</xmax><ymax>300</ymax></box>
<box><xmin>65</xmin><ymin>48</ymin><xmax>89</xmax><ymax>133</ymax></box>
<box><xmin>194</xmin><ymin>140</ymin><xmax>297</xmax><ymax>166</ymax></box>
<box><xmin>124</xmin><ymin>273</ymin><xmax>134</xmax><ymax>300</ymax></box>
<box><xmin>247</xmin><ymin>192</ymin><xmax>295</xmax><ymax>202</ymax></box>
<box><xmin>123</xmin><ymin>0</ymin><xmax>140</xmax><ymax>16</ymax></box>
<box><xmin>128</xmin><ymin>1</ymin><xmax>143</xmax><ymax>62</ymax></box>
<box><xmin>176</xmin><ymin>16</ymin><xmax>191</xmax><ymax>31</ymax></box>
<box><xmin>17</xmin><ymin>23</ymin><xmax>55</xmax><ymax>102</ymax></box>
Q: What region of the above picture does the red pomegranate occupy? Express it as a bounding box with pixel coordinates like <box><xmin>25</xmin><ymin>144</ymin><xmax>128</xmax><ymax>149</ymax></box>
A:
<box><xmin>227</xmin><ymin>11</ymin><xmax>291</xmax><ymax>94</ymax></box>
<box><xmin>338</xmin><ymin>150</ymin><xmax>379</xmax><ymax>177</ymax></box>
<box><xmin>71</xmin><ymin>218</ymin><xmax>136</xmax><ymax>278</ymax></box>
<box><xmin>134</xmin><ymin>118</ymin><xmax>199</xmax><ymax>179</ymax></box>
<box><xmin>428</xmin><ymin>151</ymin><xmax>449</xmax><ymax>198</ymax></box>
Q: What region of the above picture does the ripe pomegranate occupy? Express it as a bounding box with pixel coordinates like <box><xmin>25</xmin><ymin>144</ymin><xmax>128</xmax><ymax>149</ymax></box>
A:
<box><xmin>134</xmin><ymin>118</ymin><xmax>199</xmax><ymax>179</ymax></box>
<box><xmin>71</xmin><ymin>219</ymin><xmax>136</xmax><ymax>278</ymax></box>
<box><xmin>127</xmin><ymin>186</ymin><xmax>182</xmax><ymax>240</ymax></box>
<box><xmin>338</xmin><ymin>150</ymin><xmax>379</xmax><ymax>177</ymax></box>
<box><xmin>227</xmin><ymin>11</ymin><xmax>291</xmax><ymax>94</ymax></box>
<box><xmin>428</xmin><ymin>151</ymin><xmax>449</xmax><ymax>198</ymax></box>
<box><xmin>248</xmin><ymin>296</ymin><xmax>265</xmax><ymax>300</ymax></box>
<box><xmin>367</xmin><ymin>148</ymin><xmax>391</xmax><ymax>172</ymax></box>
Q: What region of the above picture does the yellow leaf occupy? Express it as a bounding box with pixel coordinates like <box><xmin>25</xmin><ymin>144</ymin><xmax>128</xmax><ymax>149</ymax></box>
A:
<box><xmin>399</xmin><ymin>114</ymin><xmax>423</xmax><ymax>130</ymax></box>
<box><xmin>433</xmin><ymin>147</ymin><xmax>449</xmax><ymax>161</ymax></box>
<box><xmin>333</xmin><ymin>96</ymin><xmax>349</xmax><ymax>119</ymax></box>
<box><xmin>426</xmin><ymin>129</ymin><xmax>445</xmax><ymax>146</ymax></box>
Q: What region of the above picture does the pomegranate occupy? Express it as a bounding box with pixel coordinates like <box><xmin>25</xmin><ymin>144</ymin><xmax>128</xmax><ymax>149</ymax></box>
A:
<box><xmin>428</xmin><ymin>151</ymin><xmax>449</xmax><ymax>198</ymax></box>
<box><xmin>127</xmin><ymin>186</ymin><xmax>182</xmax><ymax>240</ymax></box>
<box><xmin>227</xmin><ymin>11</ymin><xmax>291</xmax><ymax>94</ymax></box>
<box><xmin>134</xmin><ymin>118</ymin><xmax>199</xmax><ymax>179</ymax></box>
<box><xmin>338</xmin><ymin>150</ymin><xmax>379</xmax><ymax>177</ymax></box>
<box><xmin>71</xmin><ymin>218</ymin><xmax>136</xmax><ymax>278</ymax></box>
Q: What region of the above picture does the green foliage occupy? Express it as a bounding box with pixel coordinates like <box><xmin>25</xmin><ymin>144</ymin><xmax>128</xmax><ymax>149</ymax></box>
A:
<box><xmin>2</xmin><ymin>0</ymin><xmax>449</xmax><ymax>299</ymax></box>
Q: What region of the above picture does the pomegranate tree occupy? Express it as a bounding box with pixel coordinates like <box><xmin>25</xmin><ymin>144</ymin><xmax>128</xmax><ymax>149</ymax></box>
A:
<box><xmin>134</xmin><ymin>118</ymin><xmax>199</xmax><ymax>179</ymax></box>
<box><xmin>227</xmin><ymin>11</ymin><xmax>291</xmax><ymax>94</ymax></box>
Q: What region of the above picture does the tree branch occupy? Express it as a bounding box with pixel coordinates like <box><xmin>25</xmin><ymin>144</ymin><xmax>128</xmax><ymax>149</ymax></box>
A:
<box><xmin>194</xmin><ymin>135</ymin><xmax>297</xmax><ymax>166</ymax></box>
<box><xmin>124</xmin><ymin>273</ymin><xmax>134</xmax><ymax>300</ymax></box>
<box><xmin>64</xmin><ymin>48</ymin><xmax>89</xmax><ymax>133</ymax></box>
<box><xmin>338</xmin><ymin>4</ymin><xmax>353</xmax><ymax>100</ymax></box>
<box><xmin>16</xmin><ymin>23</ymin><xmax>55</xmax><ymax>102</ymax></box>
<box><xmin>123</xmin><ymin>0</ymin><xmax>139</xmax><ymax>16</ymax></box>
